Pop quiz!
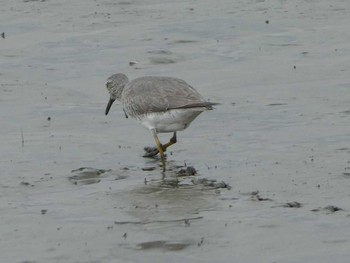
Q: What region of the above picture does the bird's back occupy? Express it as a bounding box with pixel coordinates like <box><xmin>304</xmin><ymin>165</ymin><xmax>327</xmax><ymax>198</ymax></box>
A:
<box><xmin>122</xmin><ymin>76</ymin><xmax>211</xmax><ymax>118</ymax></box>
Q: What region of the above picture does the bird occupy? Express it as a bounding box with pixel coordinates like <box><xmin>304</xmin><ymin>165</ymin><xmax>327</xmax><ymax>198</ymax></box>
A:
<box><xmin>104</xmin><ymin>73</ymin><xmax>218</xmax><ymax>172</ymax></box>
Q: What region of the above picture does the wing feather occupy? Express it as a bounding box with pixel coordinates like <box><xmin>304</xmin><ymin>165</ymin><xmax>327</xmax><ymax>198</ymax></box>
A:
<box><xmin>122</xmin><ymin>77</ymin><xmax>211</xmax><ymax>117</ymax></box>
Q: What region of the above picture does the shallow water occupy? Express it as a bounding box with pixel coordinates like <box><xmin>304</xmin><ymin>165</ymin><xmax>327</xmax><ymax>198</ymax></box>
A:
<box><xmin>1</xmin><ymin>0</ymin><xmax>350</xmax><ymax>262</ymax></box>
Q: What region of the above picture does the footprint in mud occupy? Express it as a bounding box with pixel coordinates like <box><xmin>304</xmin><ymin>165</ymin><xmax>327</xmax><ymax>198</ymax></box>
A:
<box><xmin>146</xmin><ymin>48</ymin><xmax>185</xmax><ymax>65</ymax></box>
<box><xmin>69</xmin><ymin>167</ymin><xmax>128</xmax><ymax>185</ymax></box>
<box><xmin>149</xmin><ymin>57</ymin><xmax>176</xmax><ymax>64</ymax></box>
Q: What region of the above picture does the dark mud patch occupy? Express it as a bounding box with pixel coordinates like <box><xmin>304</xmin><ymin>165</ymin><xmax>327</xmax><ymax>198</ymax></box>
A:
<box><xmin>250</xmin><ymin>194</ymin><xmax>273</xmax><ymax>202</ymax></box>
<box><xmin>142</xmin><ymin>166</ymin><xmax>156</xmax><ymax>172</ymax></box>
<box><xmin>141</xmin><ymin>164</ymin><xmax>191</xmax><ymax>176</ymax></box>
<box><xmin>336</xmin><ymin>147</ymin><xmax>350</xmax><ymax>151</ymax></box>
<box><xmin>246</xmin><ymin>191</ymin><xmax>273</xmax><ymax>202</ymax></box>
<box><xmin>177</xmin><ymin>166</ymin><xmax>197</xmax><ymax>176</ymax></box>
<box><xmin>137</xmin><ymin>240</ymin><xmax>192</xmax><ymax>251</ymax></box>
<box><xmin>267</xmin><ymin>103</ymin><xmax>288</xmax><ymax>106</ymax></box>
<box><xmin>142</xmin><ymin>150</ymin><xmax>198</xmax><ymax>176</ymax></box>
<box><xmin>282</xmin><ymin>201</ymin><xmax>303</xmax><ymax>208</ymax></box>
<box><xmin>343</xmin><ymin>172</ymin><xmax>350</xmax><ymax>178</ymax></box>
<box><xmin>340</xmin><ymin>110</ymin><xmax>350</xmax><ymax>115</ymax></box>
<box><xmin>142</xmin><ymin>175</ymin><xmax>230</xmax><ymax>191</ymax></box>
<box><xmin>147</xmin><ymin>49</ymin><xmax>172</xmax><ymax>55</ymax></box>
<box><xmin>311</xmin><ymin>205</ymin><xmax>344</xmax><ymax>214</ymax></box>
<box><xmin>129</xmin><ymin>61</ymin><xmax>138</xmax><ymax>66</ymax></box>
<box><xmin>169</xmin><ymin>40</ymin><xmax>198</xmax><ymax>44</ymax></box>
<box><xmin>20</xmin><ymin>181</ymin><xmax>35</xmax><ymax>187</ymax></box>
<box><xmin>268</xmin><ymin>43</ymin><xmax>299</xmax><ymax>47</ymax></box>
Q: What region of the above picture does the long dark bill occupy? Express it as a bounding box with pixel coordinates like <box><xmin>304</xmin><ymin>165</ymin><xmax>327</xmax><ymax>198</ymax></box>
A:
<box><xmin>105</xmin><ymin>98</ymin><xmax>115</xmax><ymax>115</ymax></box>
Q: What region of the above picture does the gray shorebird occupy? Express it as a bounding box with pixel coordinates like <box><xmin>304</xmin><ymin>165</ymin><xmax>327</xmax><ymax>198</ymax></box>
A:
<box><xmin>104</xmin><ymin>73</ymin><xmax>218</xmax><ymax>172</ymax></box>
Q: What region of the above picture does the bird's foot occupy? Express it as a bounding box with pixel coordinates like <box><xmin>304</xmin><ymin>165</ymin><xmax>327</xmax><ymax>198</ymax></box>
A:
<box><xmin>143</xmin><ymin>146</ymin><xmax>159</xmax><ymax>158</ymax></box>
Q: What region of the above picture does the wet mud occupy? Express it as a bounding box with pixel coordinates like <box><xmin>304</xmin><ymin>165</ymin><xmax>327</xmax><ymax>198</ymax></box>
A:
<box><xmin>2</xmin><ymin>0</ymin><xmax>350</xmax><ymax>262</ymax></box>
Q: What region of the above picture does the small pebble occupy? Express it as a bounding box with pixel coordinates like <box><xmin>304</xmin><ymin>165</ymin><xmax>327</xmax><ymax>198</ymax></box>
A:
<box><xmin>41</xmin><ymin>209</ymin><xmax>47</xmax><ymax>215</ymax></box>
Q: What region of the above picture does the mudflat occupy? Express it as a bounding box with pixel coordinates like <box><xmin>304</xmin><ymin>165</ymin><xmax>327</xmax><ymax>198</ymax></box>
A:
<box><xmin>1</xmin><ymin>0</ymin><xmax>350</xmax><ymax>262</ymax></box>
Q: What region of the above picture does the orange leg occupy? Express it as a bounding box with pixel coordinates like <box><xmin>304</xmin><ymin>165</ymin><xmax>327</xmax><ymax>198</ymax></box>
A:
<box><xmin>143</xmin><ymin>132</ymin><xmax>177</xmax><ymax>159</ymax></box>
<box><xmin>152</xmin><ymin>131</ymin><xmax>166</xmax><ymax>172</ymax></box>
<box><xmin>162</xmin><ymin>132</ymin><xmax>177</xmax><ymax>151</ymax></box>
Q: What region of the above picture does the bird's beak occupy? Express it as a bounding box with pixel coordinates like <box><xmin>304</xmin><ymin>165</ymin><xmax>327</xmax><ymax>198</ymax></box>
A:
<box><xmin>105</xmin><ymin>98</ymin><xmax>115</xmax><ymax>115</ymax></box>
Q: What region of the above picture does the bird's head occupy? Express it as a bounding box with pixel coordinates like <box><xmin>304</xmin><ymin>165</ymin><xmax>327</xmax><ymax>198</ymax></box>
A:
<box><xmin>105</xmin><ymin>73</ymin><xmax>129</xmax><ymax>115</ymax></box>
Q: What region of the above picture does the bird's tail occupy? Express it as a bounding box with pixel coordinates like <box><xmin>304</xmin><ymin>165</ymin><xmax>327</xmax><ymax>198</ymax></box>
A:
<box><xmin>170</xmin><ymin>101</ymin><xmax>220</xmax><ymax>110</ymax></box>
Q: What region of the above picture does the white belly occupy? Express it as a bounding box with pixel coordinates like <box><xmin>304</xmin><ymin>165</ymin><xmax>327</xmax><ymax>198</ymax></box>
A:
<box><xmin>137</xmin><ymin>109</ymin><xmax>203</xmax><ymax>133</ymax></box>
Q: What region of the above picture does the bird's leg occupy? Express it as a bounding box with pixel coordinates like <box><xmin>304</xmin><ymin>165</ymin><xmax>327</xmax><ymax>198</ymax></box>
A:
<box><xmin>151</xmin><ymin>130</ymin><xmax>166</xmax><ymax>172</ymax></box>
<box><xmin>143</xmin><ymin>132</ymin><xmax>177</xmax><ymax>158</ymax></box>
<box><xmin>161</xmin><ymin>132</ymin><xmax>177</xmax><ymax>152</ymax></box>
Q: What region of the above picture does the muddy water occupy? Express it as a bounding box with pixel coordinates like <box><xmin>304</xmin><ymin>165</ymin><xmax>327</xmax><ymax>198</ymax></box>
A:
<box><xmin>1</xmin><ymin>0</ymin><xmax>350</xmax><ymax>262</ymax></box>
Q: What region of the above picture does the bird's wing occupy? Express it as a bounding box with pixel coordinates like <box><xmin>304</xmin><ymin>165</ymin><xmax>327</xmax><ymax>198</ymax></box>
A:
<box><xmin>122</xmin><ymin>77</ymin><xmax>209</xmax><ymax>117</ymax></box>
